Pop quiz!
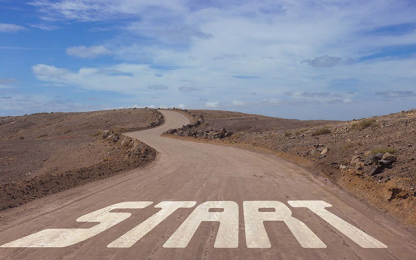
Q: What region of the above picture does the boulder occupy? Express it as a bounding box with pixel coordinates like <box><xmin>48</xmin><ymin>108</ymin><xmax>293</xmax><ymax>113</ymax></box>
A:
<box><xmin>364</xmin><ymin>154</ymin><xmax>377</xmax><ymax>166</ymax></box>
<box><xmin>382</xmin><ymin>152</ymin><xmax>397</xmax><ymax>162</ymax></box>
<box><xmin>375</xmin><ymin>153</ymin><xmax>384</xmax><ymax>161</ymax></box>
<box><xmin>379</xmin><ymin>159</ymin><xmax>393</xmax><ymax>167</ymax></box>
<box><xmin>367</xmin><ymin>165</ymin><xmax>384</xmax><ymax>176</ymax></box>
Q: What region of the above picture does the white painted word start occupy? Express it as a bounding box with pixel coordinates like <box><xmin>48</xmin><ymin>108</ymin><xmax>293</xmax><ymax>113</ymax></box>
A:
<box><xmin>1</xmin><ymin>200</ymin><xmax>387</xmax><ymax>249</ymax></box>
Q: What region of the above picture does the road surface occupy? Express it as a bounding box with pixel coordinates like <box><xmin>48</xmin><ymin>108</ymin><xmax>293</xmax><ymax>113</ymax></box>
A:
<box><xmin>1</xmin><ymin>110</ymin><xmax>415</xmax><ymax>259</ymax></box>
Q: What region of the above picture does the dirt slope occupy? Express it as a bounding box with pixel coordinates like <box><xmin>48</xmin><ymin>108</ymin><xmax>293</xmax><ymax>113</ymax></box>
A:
<box><xmin>0</xmin><ymin>110</ymin><xmax>415</xmax><ymax>259</ymax></box>
<box><xmin>0</xmin><ymin>108</ymin><xmax>163</xmax><ymax>210</ymax></box>
<box><xmin>166</xmin><ymin>109</ymin><xmax>416</xmax><ymax>227</ymax></box>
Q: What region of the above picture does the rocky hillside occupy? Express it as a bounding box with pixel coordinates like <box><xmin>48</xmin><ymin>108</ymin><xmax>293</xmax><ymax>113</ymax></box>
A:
<box><xmin>0</xmin><ymin>108</ymin><xmax>163</xmax><ymax>210</ymax></box>
<box><xmin>166</xmin><ymin>109</ymin><xmax>416</xmax><ymax>227</ymax></box>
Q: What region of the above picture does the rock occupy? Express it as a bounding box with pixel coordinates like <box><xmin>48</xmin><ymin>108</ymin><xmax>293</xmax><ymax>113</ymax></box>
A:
<box><xmin>320</xmin><ymin>148</ymin><xmax>329</xmax><ymax>155</ymax></box>
<box><xmin>355</xmin><ymin>162</ymin><xmax>364</xmax><ymax>170</ymax></box>
<box><xmin>319</xmin><ymin>154</ymin><xmax>326</xmax><ymax>159</ymax></box>
<box><xmin>120</xmin><ymin>138</ymin><xmax>130</xmax><ymax>148</ymax></box>
<box><xmin>102</xmin><ymin>130</ymin><xmax>111</xmax><ymax>139</ymax></box>
<box><xmin>364</xmin><ymin>154</ymin><xmax>376</xmax><ymax>166</ymax></box>
<box><xmin>367</xmin><ymin>165</ymin><xmax>384</xmax><ymax>176</ymax></box>
<box><xmin>375</xmin><ymin>153</ymin><xmax>384</xmax><ymax>161</ymax></box>
<box><xmin>379</xmin><ymin>159</ymin><xmax>393</xmax><ymax>167</ymax></box>
<box><xmin>309</xmin><ymin>149</ymin><xmax>316</xmax><ymax>155</ymax></box>
<box><xmin>112</xmin><ymin>134</ymin><xmax>120</xmax><ymax>142</ymax></box>
<box><xmin>382</xmin><ymin>152</ymin><xmax>397</xmax><ymax>162</ymax></box>
<box><xmin>165</xmin><ymin>129</ymin><xmax>177</xmax><ymax>135</ymax></box>
<box><xmin>339</xmin><ymin>165</ymin><xmax>347</xmax><ymax>170</ymax></box>
<box><xmin>350</xmin><ymin>155</ymin><xmax>361</xmax><ymax>165</ymax></box>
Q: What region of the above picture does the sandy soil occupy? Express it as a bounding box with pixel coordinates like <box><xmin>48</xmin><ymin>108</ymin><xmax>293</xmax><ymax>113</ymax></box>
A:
<box><xmin>166</xmin><ymin>109</ymin><xmax>416</xmax><ymax>227</ymax></box>
<box><xmin>0</xmin><ymin>110</ymin><xmax>415</xmax><ymax>259</ymax></box>
<box><xmin>0</xmin><ymin>108</ymin><xmax>162</xmax><ymax>210</ymax></box>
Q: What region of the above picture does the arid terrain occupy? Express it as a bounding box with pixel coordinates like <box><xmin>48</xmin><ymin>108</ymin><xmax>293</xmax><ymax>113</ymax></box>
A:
<box><xmin>0</xmin><ymin>108</ymin><xmax>163</xmax><ymax>210</ymax></box>
<box><xmin>165</xmin><ymin>109</ymin><xmax>416</xmax><ymax>227</ymax></box>
<box><xmin>1</xmin><ymin>110</ymin><xmax>415</xmax><ymax>260</ymax></box>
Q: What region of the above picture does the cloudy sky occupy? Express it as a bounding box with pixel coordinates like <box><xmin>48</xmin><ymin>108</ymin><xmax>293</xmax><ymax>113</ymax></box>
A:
<box><xmin>1</xmin><ymin>0</ymin><xmax>416</xmax><ymax>120</ymax></box>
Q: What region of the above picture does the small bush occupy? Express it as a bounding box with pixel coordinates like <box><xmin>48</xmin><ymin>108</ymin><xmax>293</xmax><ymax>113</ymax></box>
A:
<box><xmin>371</xmin><ymin>147</ymin><xmax>396</xmax><ymax>154</ymax></box>
<box><xmin>312</xmin><ymin>128</ymin><xmax>331</xmax><ymax>136</ymax></box>
<box><xmin>284</xmin><ymin>132</ymin><xmax>291</xmax><ymax>137</ymax></box>
<box><xmin>352</xmin><ymin>119</ymin><xmax>377</xmax><ymax>130</ymax></box>
<box><xmin>294</xmin><ymin>129</ymin><xmax>308</xmax><ymax>135</ymax></box>
<box><xmin>91</xmin><ymin>131</ymin><xmax>102</xmax><ymax>137</ymax></box>
<box><xmin>37</xmin><ymin>134</ymin><xmax>48</xmax><ymax>138</ymax></box>
<box><xmin>342</xmin><ymin>142</ymin><xmax>362</xmax><ymax>151</ymax></box>
<box><xmin>18</xmin><ymin>136</ymin><xmax>25</xmax><ymax>140</ymax></box>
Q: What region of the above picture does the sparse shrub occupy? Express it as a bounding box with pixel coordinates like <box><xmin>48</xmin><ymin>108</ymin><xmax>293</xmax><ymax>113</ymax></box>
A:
<box><xmin>19</xmin><ymin>136</ymin><xmax>25</xmax><ymax>140</ymax></box>
<box><xmin>37</xmin><ymin>134</ymin><xmax>48</xmax><ymax>138</ymax></box>
<box><xmin>91</xmin><ymin>131</ymin><xmax>102</xmax><ymax>137</ymax></box>
<box><xmin>352</xmin><ymin>119</ymin><xmax>377</xmax><ymax>130</ymax></box>
<box><xmin>284</xmin><ymin>132</ymin><xmax>291</xmax><ymax>137</ymax></box>
<box><xmin>265</xmin><ymin>133</ymin><xmax>276</xmax><ymax>139</ymax></box>
<box><xmin>312</xmin><ymin>127</ymin><xmax>331</xmax><ymax>136</ymax></box>
<box><xmin>294</xmin><ymin>129</ymin><xmax>308</xmax><ymax>135</ymax></box>
<box><xmin>342</xmin><ymin>142</ymin><xmax>362</xmax><ymax>151</ymax></box>
<box><xmin>371</xmin><ymin>147</ymin><xmax>396</xmax><ymax>154</ymax></box>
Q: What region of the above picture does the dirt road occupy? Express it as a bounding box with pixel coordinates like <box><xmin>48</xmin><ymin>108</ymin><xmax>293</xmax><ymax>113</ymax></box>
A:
<box><xmin>1</xmin><ymin>110</ymin><xmax>415</xmax><ymax>259</ymax></box>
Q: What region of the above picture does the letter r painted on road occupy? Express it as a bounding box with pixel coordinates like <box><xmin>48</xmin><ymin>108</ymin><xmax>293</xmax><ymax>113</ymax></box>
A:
<box><xmin>0</xmin><ymin>202</ymin><xmax>153</xmax><ymax>248</ymax></box>
<box><xmin>163</xmin><ymin>201</ymin><xmax>239</xmax><ymax>248</ymax></box>
<box><xmin>288</xmin><ymin>200</ymin><xmax>387</xmax><ymax>248</ymax></box>
<box><xmin>243</xmin><ymin>201</ymin><xmax>326</xmax><ymax>248</ymax></box>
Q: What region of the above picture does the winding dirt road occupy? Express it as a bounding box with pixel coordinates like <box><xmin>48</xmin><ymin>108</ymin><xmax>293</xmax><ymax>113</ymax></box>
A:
<box><xmin>1</xmin><ymin>110</ymin><xmax>415</xmax><ymax>259</ymax></box>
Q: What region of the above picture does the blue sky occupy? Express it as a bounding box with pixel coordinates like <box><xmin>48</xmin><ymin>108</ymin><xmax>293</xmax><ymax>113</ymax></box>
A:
<box><xmin>1</xmin><ymin>0</ymin><xmax>416</xmax><ymax>120</ymax></box>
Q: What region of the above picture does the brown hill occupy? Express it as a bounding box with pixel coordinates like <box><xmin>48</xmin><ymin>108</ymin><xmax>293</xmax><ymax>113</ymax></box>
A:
<box><xmin>0</xmin><ymin>108</ymin><xmax>163</xmax><ymax>210</ymax></box>
<box><xmin>166</xmin><ymin>108</ymin><xmax>416</xmax><ymax>227</ymax></box>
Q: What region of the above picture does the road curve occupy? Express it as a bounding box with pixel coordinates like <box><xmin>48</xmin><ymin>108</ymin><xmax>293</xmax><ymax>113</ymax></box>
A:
<box><xmin>0</xmin><ymin>110</ymin><xmax>415</xmax><ymax>259</ymax></box>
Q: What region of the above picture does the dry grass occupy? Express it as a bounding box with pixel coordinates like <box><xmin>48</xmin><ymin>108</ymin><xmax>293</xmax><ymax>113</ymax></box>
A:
<box><xmin>352</xmin><ymin>119</ymin><xmax>378</xmax><ymax>130</ymax></box>
<box><xmin>372</xmin><ymin>147</ymin><xmax>397</xmax><ymax>154</ymax></box>
<box><xmin>311</xmin><ymin>127</ymin><xmax>331</xmax><ymax>136</ymax></box>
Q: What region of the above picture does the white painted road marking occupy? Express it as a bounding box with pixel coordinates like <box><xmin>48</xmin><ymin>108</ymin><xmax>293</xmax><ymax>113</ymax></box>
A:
<box><xmin>244</xmin><ymin>201</ymin><xmax>326</xmax><ymax>248</ymax></box>
<box><xmin>0</xmin><ymin>202</ymin><xmax>152</xmax><ymax>248</ymax></box>
<box><xmin>0</xmin><ymin>200</ymin><xmax>387</xmax><ymax>249</ymax></box>
<box><xmin>163</xmin><ymin>201</ymin><xmax>239</xmax><ymax>248</ymax></box>
<box><xmin>108</xmin><ymin>201</ymin><xmax>196</xmax><ymax>248</ymax></box>
<box><xmin>288</xmin><ymin>200</ymin><xmax>387</xmax><ymax>248</ymax></box>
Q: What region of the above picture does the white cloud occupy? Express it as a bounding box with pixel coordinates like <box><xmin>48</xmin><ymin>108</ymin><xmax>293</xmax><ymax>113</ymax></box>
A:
<box><xmin>25</xmin><ymin>0</ymin><xmax>416</xmax><ymax>119</ymax></box>
<box><xmin>177</xmin><ymin>103</ymin><xmax>186</xmax><ymax>109</ymax></box>
<box><xmin>29</xmin><ymin>0</ymin><xmax>186</xmax><ymax>22</ymax></box>
<box><xmin>30</xmin><ymin>24</ymin><xmax>60</xmax><ymax>31</ymax></box>
<box><xmin>0</xmin><ymin>23</ymin><xmax>27</xmax><ymax>33</ymax></box>
<box><xmin>66</xmin><ymin>45</ymin><xmax>112</xmax><ymax>59</ymax></box>
<box><xmin>232</xmin><ymin>100</ymin><xmax>245</xmax><ymax>106</ymax></box>
<box><xmin>205</xmin><ymin>101</ymin><xmax>219</xmax><ymax>108</ymax></box>
<box><xmin>0</xmin><ymin>78</ymin><xmax>18</xmax><ymax>88</ymax></box>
